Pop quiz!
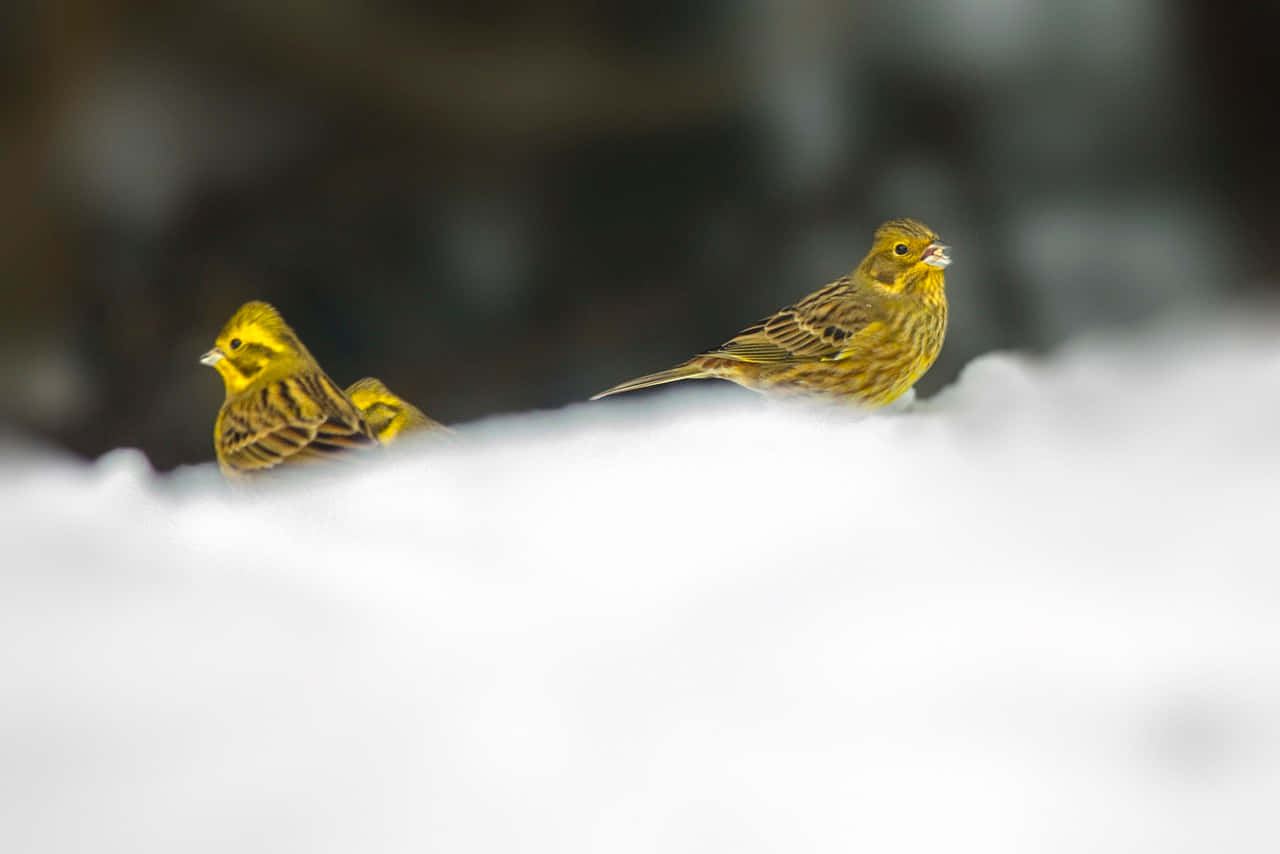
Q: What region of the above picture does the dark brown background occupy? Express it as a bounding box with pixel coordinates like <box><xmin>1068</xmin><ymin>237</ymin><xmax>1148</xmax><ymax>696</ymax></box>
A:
<box><xmin>1</xmin><ymin>1</ymin><xmax>1276</xmax><ymax>469</ymax></box>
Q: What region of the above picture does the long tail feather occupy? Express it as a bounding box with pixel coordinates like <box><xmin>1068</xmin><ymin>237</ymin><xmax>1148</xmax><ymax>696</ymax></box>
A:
<box><xmin>590</xmin><ymin>363</ymin><xmax>711</xmax><ymax>400</ymax></box>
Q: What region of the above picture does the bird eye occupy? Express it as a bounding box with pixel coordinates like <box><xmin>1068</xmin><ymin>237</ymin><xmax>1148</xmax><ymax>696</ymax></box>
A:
<box><xmin>229</xmin><ymin>338</ymin><xmax>242</xmax><ymax>350</ymax></box>
<box><xmin>894</xmin><ymin>243</ymin><xmax>909</xmax><ymax>256</ymax></box>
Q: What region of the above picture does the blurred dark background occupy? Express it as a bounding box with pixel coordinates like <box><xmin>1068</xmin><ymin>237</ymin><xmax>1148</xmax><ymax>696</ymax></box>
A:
<box><xmin>1</xmin><ymin>0</ymin><xmax>1276</xmax><ymax>469</ymax></box>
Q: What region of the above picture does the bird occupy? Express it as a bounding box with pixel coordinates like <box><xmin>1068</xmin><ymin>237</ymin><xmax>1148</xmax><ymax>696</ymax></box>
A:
<box><xmin>592</xmin><ymin>218</ymin><xmax>951</xmax><ymax>408</ymax></box>
<box><xmin>200</xmin><ymin>300</ymin><xmax>377</xmax><ymax>478</ymax></box>
<box><xmin>345</xmin><ymin>377</ymin><xmax>452</xmax><ymax>445</ymax></box>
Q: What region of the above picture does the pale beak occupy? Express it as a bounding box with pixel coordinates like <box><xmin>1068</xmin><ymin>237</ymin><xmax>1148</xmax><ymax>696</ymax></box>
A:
<box><xmin>921</xmin><ymin>242</ymin><xmax>952</xmax><ymax>268</ymax></box>
<box><xmin>200</xmin><ymin>347</ymin><xmax>225</xmax><ymax>366</ymax></box>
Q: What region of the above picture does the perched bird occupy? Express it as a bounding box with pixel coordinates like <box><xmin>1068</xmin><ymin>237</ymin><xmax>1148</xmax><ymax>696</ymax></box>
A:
<box><xmin>345</xmin><ymin>377</ymin><xmax>452</xmax><ymax>445</ymax></box>
<box><xmin>592</xmin><ymin>218</ymin><xmax>951</xmax><ymax>408</ymax></box>
<box><xmin>200</xmin><ymin>301</ymin><xmax>377</xmax><ymax>478</ymax></box>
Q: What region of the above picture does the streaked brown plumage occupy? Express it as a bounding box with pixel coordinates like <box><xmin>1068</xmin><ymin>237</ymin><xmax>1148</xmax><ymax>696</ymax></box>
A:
<box><xmin>592</xmin><ymin>218</ymin><xmax>951</xmax><ymax>407</ymax></box>
<box><xmin>200</xmin><ymin>301</ymin><xmax>377</xmax><ymax>478</ymax></box>
<box><xmin>345</xmin><ymin>377</ymin><xmax>452</xmax><ymax>445</ymax></box>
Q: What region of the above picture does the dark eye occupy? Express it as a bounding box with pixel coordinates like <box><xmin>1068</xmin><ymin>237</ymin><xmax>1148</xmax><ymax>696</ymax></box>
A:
<box><xmin>229</xmin><ymin>338</ymin><xmax>242</xmax><ymax>350</ymax></box>
<box><xmin>894</xmin><ymin>243</ymin><xmax>909</xmax><ymax>256</ymax></box>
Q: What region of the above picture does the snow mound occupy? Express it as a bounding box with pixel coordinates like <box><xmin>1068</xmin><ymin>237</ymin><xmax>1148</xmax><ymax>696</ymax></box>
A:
<box><xmin>3</xmin><ymin>316</ymin><xmax>1280</xmax><ymax>853</ymax></box>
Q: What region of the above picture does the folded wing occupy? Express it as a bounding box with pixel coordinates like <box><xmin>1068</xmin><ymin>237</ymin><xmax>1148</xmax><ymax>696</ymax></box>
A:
<box><xmin>217</xmin><ymin>373</ymin><xmax>377</xmax><ymax>475</ymax></box>
<box><xmin>707</xmin><ymin>277</ymin><xmax>875</xmax><ymax>364</ymax></box>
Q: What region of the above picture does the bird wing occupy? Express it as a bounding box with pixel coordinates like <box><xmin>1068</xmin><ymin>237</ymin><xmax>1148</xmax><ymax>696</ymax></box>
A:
<box><xmin>218</xmin><ymin>373</ymin><xmax>377</xmax><ymax>474</ymax></box>
<box><xmin>705</xmin><ymin>277</ymin><xmax>875</xmax><ymax>363</ymax></box>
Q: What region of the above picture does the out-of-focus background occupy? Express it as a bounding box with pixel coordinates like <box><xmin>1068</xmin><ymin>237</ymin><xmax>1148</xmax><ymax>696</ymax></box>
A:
<box><xmin>1</xmin><ymin>0</ymin><xmax>1275</xmax><ymax>469</ymax></box>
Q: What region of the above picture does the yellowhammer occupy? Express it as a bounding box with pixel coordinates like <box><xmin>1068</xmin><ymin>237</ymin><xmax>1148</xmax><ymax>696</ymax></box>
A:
<box><xmin>345</xmin><ymin>377</ymin><xmax>452</xmax><ymax>445</ymax></box>
<box><xmin>592</xmin><ymin>218</ymin><xmax>951</xmax><ymax>407</ymax></box>
<box><xmin>201</xmin><ymin>301</ymin><xmax>377</xmax><ymax>478</ymax></box>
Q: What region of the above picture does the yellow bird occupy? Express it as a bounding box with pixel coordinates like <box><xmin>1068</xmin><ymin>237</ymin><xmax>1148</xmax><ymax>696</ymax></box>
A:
<box><xmin>345</xmin><ymin>377</ymin><xmax>452</xmax><ymax>445</ymax></box>
<box><xmin>200</xmin><ymin>301</ymin><xmax>377</xmax><ymax>478</ymax></box>
<box><xmin>592</xmin><ymin>218</ymin><xmax>951</xmax><ymax>408</ymax></box>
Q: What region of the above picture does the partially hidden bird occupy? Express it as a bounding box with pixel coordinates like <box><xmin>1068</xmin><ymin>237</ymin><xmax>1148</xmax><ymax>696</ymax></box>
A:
<box><xmin>592</xmin><ymin>218</ymin><xmax>951</xmax><ymax>407</ymax></box>
<box><xmin>345</xmin><ymin>377</ymin><xmax>452</xmax><ymax>445</ymax></box>
<box><xmin>201</xmin><ymin>301</ymin><xmax>377</xmax><ymax>478</ymax></box>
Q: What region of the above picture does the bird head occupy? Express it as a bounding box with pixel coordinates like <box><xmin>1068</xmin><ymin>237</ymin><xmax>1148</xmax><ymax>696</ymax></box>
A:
<box><xmin>346</xmin><ymin>377</ymin><xmax>433</xmax><ymax>444</ymax></box>
<box><xmin>200</xmin><ymin>301</ymin><xmax>314</xmax><ymax>396</ymax></box>
<box><xmin>345</xmin><ymin>377</ymin><xmax>403</xmax><ymax>439</ymax></box>
<box><xmin>862</xmin><ymin>218</ymin><xmax>951</xmax><ymax>290</ymax></box>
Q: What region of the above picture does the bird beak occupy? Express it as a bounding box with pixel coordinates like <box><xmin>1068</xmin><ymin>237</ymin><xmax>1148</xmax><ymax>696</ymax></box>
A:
<box><xmin>200</xmin><ymin>347</ymin><xmax>225</xmax><ymax>367</ymax></box>
<box><xmin>921</xmin><ymin>242</ymin><xmax>952</xmax><ymax>268</ymax></box>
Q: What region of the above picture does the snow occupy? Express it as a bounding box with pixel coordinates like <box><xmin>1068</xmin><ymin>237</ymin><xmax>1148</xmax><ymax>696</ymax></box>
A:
<box><xmin>3</xmin><ymin>314</ymin><xmax>1280</xmax><ymax>853</ymax></box>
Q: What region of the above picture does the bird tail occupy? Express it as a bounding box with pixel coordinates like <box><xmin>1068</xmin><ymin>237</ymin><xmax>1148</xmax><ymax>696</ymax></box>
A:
<box><xmin>590</xmin><ymin>362</ymin><xmax>711</xmax><ymax>400</ymax></box>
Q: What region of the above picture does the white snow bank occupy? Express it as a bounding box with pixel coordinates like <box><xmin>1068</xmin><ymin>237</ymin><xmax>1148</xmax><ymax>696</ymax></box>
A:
<box><xmin>3</xmin><ymin>314</ymin><xmax>1280</xmax><ymax>853</ymax></box>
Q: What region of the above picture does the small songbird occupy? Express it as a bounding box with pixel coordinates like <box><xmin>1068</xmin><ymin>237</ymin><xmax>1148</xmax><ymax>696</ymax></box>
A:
<box><xmin>592</xmin><ymin>218</ymin><xmax>951</xmax><ymax>407</ymax></box>
<box><xmin>200</xmin><ymin>301</ymin><xmax>377</xmax><ymax>478</ymax></box>
<box><xmin>345</xmin><ymin>377</ymin><xmax>452</xmax><ymax>445</ymax></box>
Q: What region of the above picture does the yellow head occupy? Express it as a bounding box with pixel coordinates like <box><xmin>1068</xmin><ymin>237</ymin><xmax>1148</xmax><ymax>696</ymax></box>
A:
<box><xmin>345</xmin><ymin>377</ymin><xmax>439</xmax><ymax>444</ymax></box>
<box><xmin>200</xmin><ymin>301</ymin><xmax>317</xmax><ymax>397</ymax></box>
<box><xmin>859</xmin><ymin>218</ymin><xmax>951</xmax><ymax>291</ymax></box>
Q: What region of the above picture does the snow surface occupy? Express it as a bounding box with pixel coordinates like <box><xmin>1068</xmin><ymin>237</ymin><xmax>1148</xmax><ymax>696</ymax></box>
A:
<box><xmin>3</xmin><ymin>315</ymin><xmax>1280</xmax><ymax>853</ymax></box>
